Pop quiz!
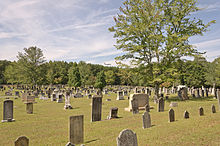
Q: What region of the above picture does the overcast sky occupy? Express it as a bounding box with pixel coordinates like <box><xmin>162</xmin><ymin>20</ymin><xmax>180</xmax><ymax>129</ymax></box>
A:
<box><xmin>0</xmin><ymin>0</ymin><xmax>219</xmax><ymax>66</ymax></box>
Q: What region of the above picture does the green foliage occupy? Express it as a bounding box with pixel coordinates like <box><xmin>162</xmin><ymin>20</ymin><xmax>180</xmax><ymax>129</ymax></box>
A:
<box><xmin>94</xmin><ymin>70</ymin><xmax>106</xmax><ymax>91</ymax></box>
<box><xmin>0</xmin><ymin>60</ymin><xmax>11</xmax><ymax>84</ymax></box>
<box><xmin>68</xmin><ymin>63</ymin><xmax>81</xmax><ymax>87</ymax></box>
<box><xmin>16</xmin><ymin>46</ymin><xmax>46</xmax><ymax>85</ymax></box>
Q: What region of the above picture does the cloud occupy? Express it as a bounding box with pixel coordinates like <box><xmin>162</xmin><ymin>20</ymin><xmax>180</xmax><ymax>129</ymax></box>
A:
<box><xmin>198</xmin><ymin>2</ymin><xmax>220</xmax><ymax>12</ymax></box>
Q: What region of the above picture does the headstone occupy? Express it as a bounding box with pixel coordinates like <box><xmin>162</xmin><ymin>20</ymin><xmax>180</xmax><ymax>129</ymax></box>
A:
<box><xmin>64</xmin><ymin>92</ymin><xmax>73</xmax><ymax>109</ymax></box>
<box><xmin>169</xmin><ymin>102</ymin><xmax>178</xmax><ymax>107</ymax></box>
<box><xmin>158</xmin><ymin>98</ymin><xmax>164</xmax><ymax>112</ymax></box>
<box><xmin>125</xmin><ymin>94</ymin><xmax>149</xmax><ymax>112</ymax></box>
<box><xmin>117</xmin><ymin>129</ymin><xmax>138</xmax><ymax>146</ymax></box>
<box><xmin>169</xmin><ymin>108</ymin><xmax>175</xmax><ymax>122</ymax></box>
<box><xmin>217</xmin><ymin>89</ymin><xmax>220</xmax><ymax>110</ymax></box>
<box><xmin>142</xmin><ymin>111</ymin><xmax>151</xmax><ymax>129</ymax></box>
<box><xmin>211</xmin><ymin>104</ymin><xmax>216</xmax><ymax>113</ymax></box>
<box><xmin>69</xmin><ymin>115</ymin><xmax>84</xmax><ymax>144</ymax></box>
<box><xmin>91</xmin><ymin>96</ymin><xmax>102</xmax><ymax>122</ymax></box>
<box><xmin>199</xmin><ymin>107</ymin><xmax>204</xmax><ymax>116</ymax></box>
<box><xmin>117</xmin><ymin>91</ymin><xmax>124</xmax><ymax>100</ymax></box>
<box><xmin>2</xmin><ymin>100</ymin><xmax>15</xmax><ymax>122</ymax></box>
<box><xmin>51</xmin><ymin>94</ymin><xmax>57</xmax><ymax>101</ymax></box>
<box><xmin>57</xmin><ymin>94</ymin><xmax>63</xmax><ymax>103</ymax></box>
<box><xmin>184</xmin><ymin>110</ymin><xmax>189</xmax><ymax>119</ymax></box>
<box><xmin>107</xmin><ymin>107</ymin><xmax>118</xmax><ymax>119</ymax></box>
<box><xmin>65</xmin><ymin>142</ymin><xmax>75</xmax><ymax>146</ymax></box>
<box><xmin>15</xmin><ymin>136</ymin><xmax>29</xmax><ymax>146</ymax></box>
<box><xmin>26</xmin><ymin>103</ymin><xmax>33</xmax><ymax>114</ymax></box>
<box><xmin>131</xmin><ymin>98</ymin><xmax>139</xmax><ymax>114</ymax></box>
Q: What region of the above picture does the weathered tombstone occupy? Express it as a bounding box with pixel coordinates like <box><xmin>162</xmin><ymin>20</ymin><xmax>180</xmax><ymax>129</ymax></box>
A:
<box><xmin>184</xmin><ymin>110</ymin><xmax>189</xmax><ymax>119</ymax></box>
<box><xmin>2</xmin><ymin>100</ymin><xmax>15</xmax><ymax>122</ymax></box>
<box><xmin>169</xmin><ymin>102</ymin><xmax>178</xmax><ymax>107</ymax></box>
<box><xmin>123</xmin><ymin>90</ymin><xmax>128</xmax><ymax>96</ymax></box>
<box><xmin>196</xmin><ymin>88</ymin><xmax>200</xmax><ymax>98</ymax></box>
<box><xmin>158</xmin><ymin>98</ymin><xmax>164</xmax><ymax>112</ymax></box>
<box><xmin>64</xmin><ymin>92</ymin><xmax>73</xmax><ymax>110</ymax></box>
<box><xmin>211</xmin><ymin>104</ymin><xmax>216</xmax><ymax>113</ymax></box>
<box><xmin>108</xmin><ymin>107</ymin><xmax>118</xmax><ymax>119</ymax></box>
<box><xmin>142</xmin><ymin>111</ymin><xmax>151</xmax><ymax>129</ymax></box>
<box><xmin>169</xmin><ymin>108</ymin><xmax>175</xmax><ymax>122</ymax></box>
<box><xmin>51</xmin><ymin>94</ymin><xmax>57</xmax><ymax>101</ymax></box>
<box><xmin>117</xmin><ymin>129</ymin><xmax>138</xmax><ymax>146</ymax></box>
<box><xmin>199</xmin><ymin>107</ymin><xmax>204</xmax><ymax>116</ymax></box>
<box><xmin>145</xmin><ymin>104</ymin><xmax>150</xmax><ymax>112</ymax></box>
<box><xmin>217</xmin><ymin>89</ymin><xmax>220</xmax><ymax>110</ymax></box>
<box><xmin>15</xmin><ymin>91</ymin><xmax>20</xmax><ymax>97</ymax></box>
<box><xmin>117</xmin><ymin>91</ymin><xmax>124</xmax><ymax>100</ymax></box>
<box><xmin>65</xmin><ymin>142</ymin><xmax>75</xmax><ymax>146</ymax></box>
<box><xmin>69</xmin><ymin>115</ymin><xmax>84</xmax><ymax>145</ymax></box>
<box><xmin>15</xmin><ymin>136</ymin><xmax>29</xmax><ymax>146</ymax></box>
<box><xmin>131</xmin><ymin>98</ymin><xmax>139</xmax><ymax>114</ymax></box>
<box><xmin>26</xmin><ymin>103</ymin><xmax>33</xmax><ymax>114</ymax></box>
<box><xmin>57</xmin><ymin>94</ymin><xmax>63</xmax><ymax>103</ymax></box>
<box><xmin>91</xmin><ymin>96</ymin><xmax>102</xmax><ymax>122</ymax></box>
<box><xmin>125</xmin><ymin>93</ymin><xmax>149</xmax><ymax>111</ymax></box>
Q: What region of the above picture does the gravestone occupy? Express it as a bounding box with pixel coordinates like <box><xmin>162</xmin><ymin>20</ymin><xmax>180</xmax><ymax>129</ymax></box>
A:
<box><xmin>15</xmin><ymin>91</ymin><xmax>20</xmax><ymax>97</ymax></box>
<box><xmin>125</xmin><ymin>94</ymin><xmax>149</xmax><ymax>111</ymax></box>
<box><xmin>117</xmin><ymin>91</ymin><xmax>124</xmax><ymax>100</ymax></box>
<box><xmin>26</xmin><ymin>103</ymin><xmax>33</xmax><ymax>114</ymax></box>
<box><xmin>131</xmin><ymin>98</ymin><xmax>139</xmax><ymax>114</ymax></box>
<box><xmin>158</xmin><ymin>98</ymin><xmax>164</xmax><ymax>112</ymax></box>
<box><xmin>169</xmin><ymin>108</ymin><xmax>175</xmax><ymax>122</ymax></box>
<box><xmin>69</xmin><ymin>115</ymin><xmax>84</xmax><ymax>145</ymax></box>
<box><xmin>211</xmin><ymin>104</ymin><xmax>216</xmax><ymax>113</ymax></box>
<box><xmin>184</xmin><ymin>110</ymin><xmax>189</xmax><ymax>119</ymax></box>
<box><xmin>123</xmin><ymin>90</ymin><xmax>128</xmax><ymax>96</ymax></box>
<box><xmin>199</xmin><ymin>107</ymin><xmax>204</xmax><ymax>116</ymax></box>
<box><xmin>57</xmin><ymin>94</ymin><xmax>63</xmax><ymax>103</ymax></box>
<box><xmin>217</xmin><ymin>89</ymin><xmax>220</xmax><ymax>110</ymax></box>
<box><xmin>2</xmin><ymin>100</ymin><xmax>15</xmax><ymax>122</ymax></box>
<box><xmin>169</xmin><ymin>102</ymin><xmax>178</xmax><ymax>107</ymax></box>
<box><xmin>65</xmin><ymin>142</ymin><xmax>75</xmax><ymax>146</ymax></box>
<box><xmin>51</xmin><ymin>94</ymin><xmax>57</xmax><ymax>101</ymax></box>
<box><xmin>142</xmin><ymin>111</ymin><xmax>151</xmax><ymax>129</ymax></box>
<box><xmin>64</xmin><ymin>92</ymin><xmax>73</xmax><ymax>109</ymax></box>
<box><xmin>117</xmin><ymin>129</ymin><xmax>138</xmax><ymax>146</ymax></box>
<box><xmin>15</xmin><ymin>136</ymin><xmax>29</xmax><ymax>146</ymax></box>
<box><xmin>91</xmin><ymin>96</ymin><xmax>102</xmax><ymax>122</ymax></box>
<box><xmin>108</xmin><ymin>107</ymin><xmax>118</xmax><ymax>119</ymax></box>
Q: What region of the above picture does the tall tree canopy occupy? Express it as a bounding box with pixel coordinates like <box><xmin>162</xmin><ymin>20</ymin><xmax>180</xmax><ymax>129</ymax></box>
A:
<box><xmin>68</xmin><ymin>63</ymin><xmax>81</xmax><ymax>87</ymax></box>
<box><xmin>17</xmin><ymin>46</ymin><xmax>45</xmax><ymax>85</ymax></box>
<box><xmin>109</xmin><ymin>0</ymin><xmax>215</xmax><ymax>97</ymax></box>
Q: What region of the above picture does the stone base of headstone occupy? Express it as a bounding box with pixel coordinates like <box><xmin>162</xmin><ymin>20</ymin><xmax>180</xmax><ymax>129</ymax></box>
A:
<box><xmin>1</xmin><ymin>119</ymin><xmax>15</xmax><ymax>123</ymax></box>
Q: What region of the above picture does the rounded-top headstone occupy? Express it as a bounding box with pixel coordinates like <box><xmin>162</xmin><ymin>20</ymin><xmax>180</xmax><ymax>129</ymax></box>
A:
<box><xmin>117</xmin><ymin>129</ymin><xmax>138</xmax><ymax>146</ymax></box>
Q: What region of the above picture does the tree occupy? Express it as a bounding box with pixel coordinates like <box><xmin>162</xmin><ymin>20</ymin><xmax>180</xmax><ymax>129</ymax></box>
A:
<box><xmin>109</xmin><ymin>0</ymin><xmax>215</xmax><ymax>98</ymax></box>
<box><xmin>94</xmin><ymin>71</ymin><xmax>106</xmax><ymax>91</ymax></box>
<box><xmin>0</xmin><ymin>60</ymin><xmax>11</xmax><ymax>84</ymax></box>
<box><xmin>68</xmin><ymin>63</ymin><xmax>81</xmax><ymax>87</ymax></box>
<box><xmin>17</xmin><ymin>46</ymin><xmax>45</xmax><ymax>85</ymax></box>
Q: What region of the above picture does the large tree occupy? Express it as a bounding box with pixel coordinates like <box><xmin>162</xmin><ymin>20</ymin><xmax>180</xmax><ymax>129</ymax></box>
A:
<box><xmin>109</xmin><ymin>0</ymin><xmax>215</xmax><ymax>98</ymax></box>
<box><xmin>68</xmin><ymin>63</ymin><xmax>81</xmax><ymax>87</ymax></box>
<box><xmin>17</xmin><ymin>46</ymin><xmax>45</xmax><ymax>85</ymax></box>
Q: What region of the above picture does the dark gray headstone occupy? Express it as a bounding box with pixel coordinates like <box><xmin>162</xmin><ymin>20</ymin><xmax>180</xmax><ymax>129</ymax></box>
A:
<box><xmin>70</xmin><ymin>115</ymin><xmax>84</xmax><ymax>144</ymax></box>
<box><xmin>117</xmin><ymin>129</ymin><xmax>138</xmax><ymax>146</ymax></box>
<box><xmin>211</xmin><ymin>104</ymin><xmax>216</xmax><ymax>113</ymax></box>
<box><xmin>91</xmin><ymin>96</ymin><xmax>102</xmax><ymax>122</ymax></box>
<box><xmin>15</xmin><ymin>136</ymin><xmax>29</xmax><ymax>146</ymax></box>
<box><xmin>199</xmin><ymin>107</ymin><xmax>204</xmax><ymax>116</ymax></box>
<box><xmin>145</xmin><ymin>104</ymin><xmax>150</xmax><ymax>112</ymax></box>
<box><xmin>2</xmin><ymin>100</ymin><xmax>15</xmax><ymax>122</ymax></box>
<box><xmin>169</xmin><ymin>108</ymin><xmax>175</xmax><ymax>122</ymax></box>
<box><xmin>142</xmin><ymin>111</ymin><xmax>151</xmax><ymax>129</ymax></box>
<box><xmin>184</xmin><ymin>110</ymin><xmax>189</xmax><ymax>119</ymax></box>
<box><xmin>26</xmin><ymin>103</ymin><xmax>33</xmax><ymax>114</ymax></box>
<box><xmin>108</xmin><ymin>107</ymin><xmax>118</xmax><ymax>119</ymax></box>
<box><xmin>158</xmin><ymin>98</ymin><xmax>164</xmax><ymax>112</ymax></box>
<box><xmin>131</xmin><ymin>98</ymin><xmax>139</xmax><ymax>114</ymax></box>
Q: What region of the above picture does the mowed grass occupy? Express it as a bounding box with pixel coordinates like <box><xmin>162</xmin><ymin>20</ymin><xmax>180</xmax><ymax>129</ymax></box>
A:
<box><xmin>0</xmin><ymin>92</ymin><xmax>220</xmax><ymax>146</ymax></box>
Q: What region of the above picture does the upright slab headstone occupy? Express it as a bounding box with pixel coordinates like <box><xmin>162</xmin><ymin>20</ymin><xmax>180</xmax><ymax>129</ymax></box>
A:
<box><xmin>211</xmin><ymin>104</ymin><xmax>216</xmax><ymax>113</ymax></box>
<box><xmin>142</xmin><ymin>111</ymin><xmax>151</xmax><ymax>129</ymax></box>
<box><xmin>217</xmin><ymin>89</ymin><xmax>220</xmax><ymax>110</ymax></box>
<box><xmin>69</xmin><ymin>115</ymin><xmax>84</xmax><ymax>145</ymax></box>
<box><xmin>131</xmin><ymin>98</ymin><xmax>139</xmax><ymax>114</ymax></box>
<box><xmin>117</xmin><ymin>91</ymin><xmax>124</xmax><ymax>100</ymax></box>
<box><xmin>125</xmin><ymin>93</ymin><xmax>149</xmax><ymax>111</ymax></box>
<box><xmin>26</xmin><ymin>103</ymin><xmax>33</xmax><ymax>114</ymax></box>
<box><xmin>117</xmin><ymin>129</ymin><xmax>138</xmax><ymax>146</ymax></box>
<box><xmin>91</xmin><ymin>96</ymin><xmax>102</xmax><ymax>122</ymax></box>
<box><xmin>108</xmin><ymin>107</ymin><xmax>118</xmax><ymax>119</ymax></box>
<box><xmin>158</xmin><ymin>98</ymin><xmax>164</xmax><ymax>112</ymax></box>
<box><xmin>145</xmin><ymin>104</ymin><xmax>150</xmax><ymax>112</ymax></box>
<box><xmin>199</xmin><ymin>107</ymin><xmax>204</xmax><ymax>116</ymax></box>
<box><xmin>184</xmin><ymin>110</ymin><xmax>189</xmax><ymax>119</ymax></box>
<box><xmin>15</xmin><ymin>136</ymin><xmax>29</xmax><ymax>146</ymax></box>
<box><xmin>169</xmin><ymin>108</ymin><xmax>175</xmax><ymax>122</ymax></box>
<box><xmin>2</xmin><ymin>100</ymin><xmax>15</xmax><ymax>122</ymax></box>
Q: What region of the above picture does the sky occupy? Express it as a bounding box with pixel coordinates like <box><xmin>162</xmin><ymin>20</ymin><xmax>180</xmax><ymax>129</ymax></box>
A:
<box><xmin>0</xmin><ymin>0</ymin><xmax>219</xmax><ymax>66</ymax></box>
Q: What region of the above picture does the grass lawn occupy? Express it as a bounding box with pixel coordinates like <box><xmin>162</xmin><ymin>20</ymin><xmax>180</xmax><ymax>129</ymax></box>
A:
<box><xmin>0</xmin><ymin>91</ymin><xmax>220</xmax><ymax>146</ymax></box>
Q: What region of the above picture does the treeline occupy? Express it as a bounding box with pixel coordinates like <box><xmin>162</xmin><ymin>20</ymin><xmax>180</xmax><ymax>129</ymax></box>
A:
<box><xmin>0</xmin><ymin>47</ymin><xmax>220</xmax><ymax>88</ymax></box>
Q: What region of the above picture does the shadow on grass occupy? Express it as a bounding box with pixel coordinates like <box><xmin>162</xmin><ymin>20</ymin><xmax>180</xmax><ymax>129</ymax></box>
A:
<box><xmin>85</xmin><ymin>139</ymin><xmax>99</xmax><ymax>144</ymax></box>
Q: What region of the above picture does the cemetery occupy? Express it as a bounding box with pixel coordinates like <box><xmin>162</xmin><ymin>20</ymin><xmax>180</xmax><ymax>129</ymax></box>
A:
<box><xmin>0</xmin><ymin>85</ymin><xmax>220</xmax><ymax>145</ymax></box>
<box><xmin>0</xmin><ymin>0</ymin><xmax>220</xmax><ymax>145</ymax></box>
